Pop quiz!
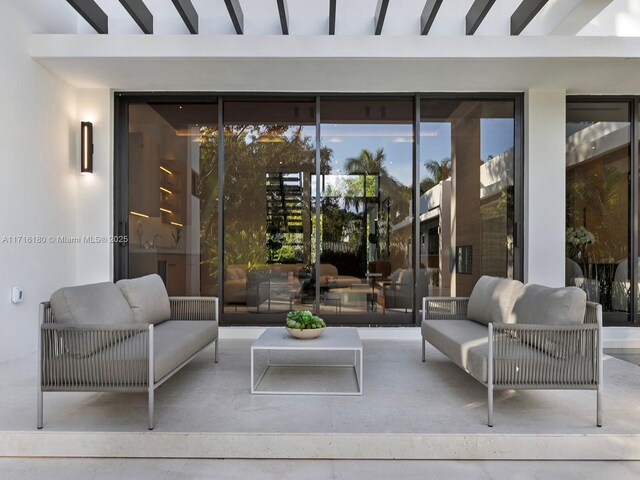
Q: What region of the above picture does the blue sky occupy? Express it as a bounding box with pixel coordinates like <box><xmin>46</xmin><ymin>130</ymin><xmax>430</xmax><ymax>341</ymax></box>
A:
<box><xmin>321</xmin><ymin>124</ymin><xmax>414</xmax><ymax>186</ymax></box>
<box><xmin>319</xmin><ymin>119</ymin><xmax>514</xmax><ymax>186</ymax></box>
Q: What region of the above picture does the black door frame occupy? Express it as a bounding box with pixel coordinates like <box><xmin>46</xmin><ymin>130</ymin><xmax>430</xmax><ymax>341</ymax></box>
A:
<box><xmin>114</xmin><ymin>92</ymin><xmax>525</xmax><ymax>326</ymax></box>
<box><xmin>567</xmin><ymin>96</ymin><xmax>639</xmax><ymax>325</ymax></box>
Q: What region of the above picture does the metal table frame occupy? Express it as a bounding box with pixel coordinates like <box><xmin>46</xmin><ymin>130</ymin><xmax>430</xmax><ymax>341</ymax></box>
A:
<box><xmin>250</xmin><ymin>327</ymin><xmax>363</xmax><ymax>396</ymax></box>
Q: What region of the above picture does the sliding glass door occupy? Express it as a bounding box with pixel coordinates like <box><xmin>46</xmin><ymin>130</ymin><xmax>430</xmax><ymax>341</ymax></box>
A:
<box><xmin>123</xmin><ymin>101</ymin><xmax>219</xmax><ymax>298</ymax></box>
<box><xmin>116</xmin><ymin>94</ymin><xmax>523</xmax><ymax>326</ymax></box>
<box><xmin>419</xmin><ymin>99</ymin><xmax>517</xmax><ymax>300</ymax></box>
<box><xmin>222</xmin><ymin>100</ymin><xmax>316</xmax><ymax>323</ymax></box>
<box><xmin>318</xmin><ymin>99</ymin><xmax>414</xmax><ymax>323</ymax></box>
<box><xmin>566</xmin><ymin>100</ymin><xmax>632</xmax><ymax>325</ymax></box>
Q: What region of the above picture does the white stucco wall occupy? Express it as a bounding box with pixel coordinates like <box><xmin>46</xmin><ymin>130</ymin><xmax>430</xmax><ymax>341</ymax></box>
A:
<box><xmin>524</xmin><ymin>89</ymin><xmax>567</xmax><ymax>288</ymax></box>
<box><xmin>0</xmin><ymin>2</ymin><xmax>78</xmax><ymax>363</ymax></box>
<box><xmin>3</xmin><ymin>1</ymin><xmax>640</xmax><ymax>364</ymax></box>
<box><xmin>75</xmin><ymin>89</ymin><xmax>113</xmax><ymax>285</ymax></box>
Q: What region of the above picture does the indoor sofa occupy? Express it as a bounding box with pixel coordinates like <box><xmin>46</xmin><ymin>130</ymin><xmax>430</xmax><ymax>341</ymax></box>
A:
<box><xmin>421</xmin><ymin>276</ymin><xmax>603</xmax><ymax>427</ymax></box>
<box><xmin>38</xmin><ymin>274</ymin><xmax>218</xmax><ymax>430</ymax></box>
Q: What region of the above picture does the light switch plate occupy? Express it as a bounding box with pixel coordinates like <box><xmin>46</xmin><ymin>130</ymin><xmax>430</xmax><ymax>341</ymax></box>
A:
<box><xmin>11</xmin><ymin>287</ymin><xmax>23</xmax><ymax>304</ymax></box>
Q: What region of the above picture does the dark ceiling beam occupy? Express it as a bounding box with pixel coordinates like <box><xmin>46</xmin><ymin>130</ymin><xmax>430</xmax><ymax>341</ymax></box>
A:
<box><xmin>66</xmin><ymin>0</ymin><xmax>108</xmax><ymax>34</ymax></box>
<box><xmin>329</xmin><ymin>0</ymin><xmax>337</xmax><ymax>35</ymax></box>
<box><xmin>119</xmin><ymin>0</ymin><xmax>153</xmax><ymax>34</ymax></box>
<box><xmin>511</xmin><ymin>0</ymin><xmax>549</xmax><ymax>35</ymax></box>
<box><xmin>374</xmin><ymin>0</ymin><xmax>389</xmax><ymax>35</ymax></box>
<box><xmin>224</xmin><ymin>0</ymin><xmax>244</xmax><ymax>34</ymax></box>
<box><xmin>465</xmin><ymin>0</ymin><xmax>496</xmax><ymax>35</ymax></box>
<box><xmin>277</xmin><ymin>0</ymin><xmax>289</xmax><ymax>35</ymax></box>
<box><xmin>420</xmin><ymin>0</ymin><xmax>443</xmax><ymax>35</ymax></box>
<box><xmin>171</xmin><ymin>0</ymin><xmax>198</xmax><ymax>34</ymax></box>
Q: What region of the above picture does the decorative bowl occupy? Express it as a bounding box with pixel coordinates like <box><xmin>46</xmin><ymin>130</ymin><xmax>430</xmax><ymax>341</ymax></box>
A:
<box><xmin>285</xmin><ymin>327</ymin><xmax>326</xmax><ymax>339</ymax></box>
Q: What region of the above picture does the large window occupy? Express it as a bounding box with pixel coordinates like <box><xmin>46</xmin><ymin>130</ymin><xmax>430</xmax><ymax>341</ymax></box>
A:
<box><xmin>419</xmin><ymin>99</ymin><xmax>517</xmax><ymax>300</ymax></box>
<box><xmin>223</xmin><ymin>100</ymin><xmax>316</xmax><ymax>323</ymax></box>
<box><xmin>117</xmin><ymin>95</ymin><xmax>523</xmax><ymax>326</ymax></box>
<box><xmin>318</xmin><ymin>99</ymin><xmax>414</xmax><ymax>323</ymax></box>
<box><xmin>566</xmin><ymin>100</ymin><xmax>632</xmax><ymax>325</ymax></box>
<box><xmin>124</xmin><ymin>102</ymin><xmax>219</xmax><ymax>298</ymax></box>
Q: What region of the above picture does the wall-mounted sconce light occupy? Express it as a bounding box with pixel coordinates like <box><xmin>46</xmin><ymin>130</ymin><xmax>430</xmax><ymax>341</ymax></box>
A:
<box><xmin>81</xmin><ymin>121</ymin><xmax>93</xmax><ymax>174</ymax></box>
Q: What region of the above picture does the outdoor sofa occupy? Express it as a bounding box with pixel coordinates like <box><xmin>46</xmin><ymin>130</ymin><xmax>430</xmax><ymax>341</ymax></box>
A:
<box><xmin>37</xmin><ymin>274</ymin><xmax>218</xmax><ymax>430</ymax></box>
<box><xmin>421</xmin><ymin>276</ymin><xmax>603</xmax><ymax>427</ymax></box>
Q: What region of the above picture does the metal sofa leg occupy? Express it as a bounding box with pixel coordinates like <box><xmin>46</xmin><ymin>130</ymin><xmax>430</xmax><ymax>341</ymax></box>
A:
<box><xmin>487</xmin><ymin>322</ymin><xmax>494</xmax><ymax>427</ymax></box>
<box><xmin>37</xmin><ymin>385</ymin><xmax>43</xmax><ymax>429</ymax></box>
<box><xmin>597</xmin><ymin>387</ymin><xmax>602</xmax><ymax>427</ymax></box>
<box><xmin>421</xmin><ymin>338</ymin><xmax>425</xmax><ymax>362</ymax></box>
<box><xmin>148</xmin><ymin>387</ymin><xmax>155</xmax><ymax>430</ymax></box>
<box><xmin>214</xmin><ymin>338</ymin><xmax>219</xmax><ymax>363</ymax></box>
<box><xmin>147</xmin><ymin>323</ymin><xmax>155</xmax><ymax>430</ymax></box>
<box><xmin>37</xmin><ymin>310</ymin><xmax>43</xmax><ymax>430</ymax></box>
<box><xmin>487</xmin><ymin>386</ymin><xmax>494</xmax><ymax>427</ymax></box>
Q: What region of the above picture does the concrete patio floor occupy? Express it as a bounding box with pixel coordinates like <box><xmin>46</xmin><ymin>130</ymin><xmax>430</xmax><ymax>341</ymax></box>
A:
<box><xmin>1</xmin><ymin>458</ymin><xmax>639</xmax><ymax>480</ymax></box>
<box><xmin>1</xmin><ymin>333</ymin><xmax>640</xmax><ymax>459</ymax></box>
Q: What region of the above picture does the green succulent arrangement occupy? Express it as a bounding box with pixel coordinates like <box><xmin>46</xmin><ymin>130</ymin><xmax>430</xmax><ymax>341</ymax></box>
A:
<box><xmin>286</xmin><ymin>310</ymin><xmax>326</xmax><ymax>330</ymax></box>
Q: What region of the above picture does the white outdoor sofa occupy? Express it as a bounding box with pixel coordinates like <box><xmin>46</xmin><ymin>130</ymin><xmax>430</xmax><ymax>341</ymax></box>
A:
<box><xmin>421</xmin><ymin>276</ymin><xmax>603</xmax><ymax>427</ymax></box>
<box><xmin>37</xmin><ymin>274</ymin><xmax>218</xmax><ymax>430</ymax></box>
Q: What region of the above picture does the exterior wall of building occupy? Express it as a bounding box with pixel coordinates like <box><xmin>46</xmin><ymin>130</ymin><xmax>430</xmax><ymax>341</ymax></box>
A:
<box><xmin>75</xmin><ymin>89</ymin><xmax>113</xmax><ymax>285</ymax></box>
<box><xmin>2</xmin><ymin>0</ymin><xmax>640</xmax><ymax>361</ymax></box>
<box><xmin>0</xmin><ymin>2</ymin><xmax>78</xmax><ymax>363</ymax></box>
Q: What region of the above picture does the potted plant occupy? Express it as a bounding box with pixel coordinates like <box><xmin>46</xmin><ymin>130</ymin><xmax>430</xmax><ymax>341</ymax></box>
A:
<box><xmin>285</xmin><ymin>310</ymin><xmax>326</xmax><ymax>339</ymax></box>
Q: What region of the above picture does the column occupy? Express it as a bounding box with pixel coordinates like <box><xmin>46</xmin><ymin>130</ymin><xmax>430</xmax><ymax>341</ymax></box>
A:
<box><xmin>525</xmin><ymin>89</ymin><xmax>566</xmax><ymax>287</ymax></box>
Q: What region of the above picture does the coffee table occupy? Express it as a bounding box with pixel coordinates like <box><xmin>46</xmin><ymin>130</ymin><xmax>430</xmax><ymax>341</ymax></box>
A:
<box><xmin>250</xmin><ymin>327</ymin><xmax>363</xmax><ymax>395</ymax></box>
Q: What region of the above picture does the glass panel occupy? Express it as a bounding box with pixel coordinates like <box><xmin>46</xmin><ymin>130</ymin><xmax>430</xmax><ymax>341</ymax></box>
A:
<box><xmin>566</xmin><ymin>101</ymin><xmax>631</xmax><ymax>325</ymax></box>
<box><xmin>319</xmin><ymin>99</ymin><xmax>414</xmax><ymax>323</ymax></box>
<box><xmin>127</xmin><ymin>102</ymin><xmax>219</xmax><ymax>296</ymax></box>
<box><xmin>419</xmin><ymin>100</ymin><xmax>516</xmax><ymax>299</ymax></box>
<box><xmin>122</xmin><ymin>95</ymin><xmax>523</xmax><ymax>326</ymax></box>
<box><xmin>223</xmin><ymin>101</ymin><xmax>316</xmax><ymax>322</ymax></box>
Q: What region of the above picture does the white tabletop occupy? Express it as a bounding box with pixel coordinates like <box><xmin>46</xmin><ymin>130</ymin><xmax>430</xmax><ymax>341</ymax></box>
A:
<box><xmin>252</xmin><ymin>327</ymin><xmax>362</xmax><ymax>350</ymax></box>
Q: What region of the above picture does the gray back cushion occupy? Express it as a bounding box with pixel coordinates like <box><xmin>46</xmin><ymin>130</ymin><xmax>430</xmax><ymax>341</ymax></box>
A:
<box><xmin>512</xmin><ymin>284</ymin><xmax>587</xmax><ymax>359</ymax></box>
<box><xmin>50</xmin><ymin>282</ymin><xmax>135</xmax><ymax>356</ymax></box>
<box><xmin>467</xmin><ymin>276</ymin><xmax>524</xmax><ymax>325</ymax></box>
<box><xmin>512</xmin><ymin>284</ymin><xmax>587</xmax><ymax>326</ymax></box>
<box><xmin>116</xmin><ymin>274</ymin><xmax>171</xmax><ymax>325</ymax></box>
<box><xmin>50</xmin><ymin>282</ymin><xmax>134</xmax><ymax>327</ymax></box>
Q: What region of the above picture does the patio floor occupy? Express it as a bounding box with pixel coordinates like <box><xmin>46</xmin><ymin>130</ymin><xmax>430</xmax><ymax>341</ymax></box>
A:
<box><xmin>1</xmin><ymin>331</ymin><xmax>640</xmax><ymax>460</ymax></box>
<box><xmin>1</xmin><ymin>458</ymin><xmax>640</xmax><ymax>480</ymax></box>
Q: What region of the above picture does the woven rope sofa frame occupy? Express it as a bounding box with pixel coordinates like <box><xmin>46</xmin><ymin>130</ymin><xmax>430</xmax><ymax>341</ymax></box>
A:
<box><xmin>421</xmin><ymin>297</ymin><xmax>603</xmax><ymax>428</ymax></box>
<box><xmin>37</xmin><ymin>296</ymin><xmax>218</xmax><ymax>430</ymax></box>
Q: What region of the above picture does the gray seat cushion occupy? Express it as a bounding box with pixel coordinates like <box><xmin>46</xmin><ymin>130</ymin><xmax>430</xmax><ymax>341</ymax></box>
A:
<box><xmin>422</xmin><ymin>319</ymin><xmax>593</xmax><ymax>384</ymax></box>
<box><xmin>467</xmin><ymin>276</ymin><xmax>524</xmax><ymax>325</ymax></box>
<box><xmin>42</xmin><ymin>321</ymin><xmax>218</xmax><ymax>387</ymax></box>
<box><xmin>50</xmin><ymin>282</ymin><xmax>135</xmax><ymax>355</ymax></box>
<box><xmin>153</xmin><ymin>321</ymin><xmax>218</xmax><ymax>381</ymax></box>
<box><xmin>422</xmin><ymin>319</ymin><xmax>491</xmax><ymax>382</ymax></box>
<box><xmin>116</xmin><ymin>274</ymin><xmax>171</xmax><ymax>325</ymax></box>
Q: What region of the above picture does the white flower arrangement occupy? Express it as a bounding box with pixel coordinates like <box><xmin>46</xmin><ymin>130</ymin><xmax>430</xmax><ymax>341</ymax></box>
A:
<box><xmin>566</xmin><ymin>226</ymin><xmax>596</xmax><ymax>247</ymax></box>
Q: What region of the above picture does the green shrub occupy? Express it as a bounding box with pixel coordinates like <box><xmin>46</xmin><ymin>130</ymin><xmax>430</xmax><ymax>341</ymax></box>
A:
<box><xmin>285</xmin><ymin>310</ymin><xmax>326</xmax><ymax>330</ymax></box>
